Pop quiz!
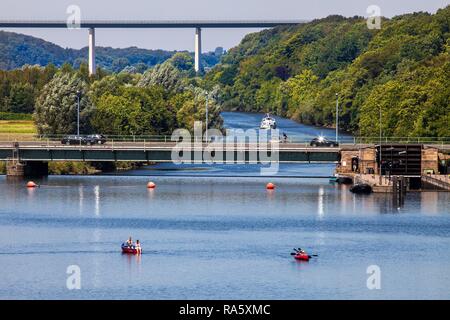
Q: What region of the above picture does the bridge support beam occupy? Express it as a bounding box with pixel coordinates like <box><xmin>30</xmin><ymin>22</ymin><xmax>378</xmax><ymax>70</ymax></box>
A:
<box><xmin>88</xmin><ymin>28</ymin><xmax>96</xmax><ymax>75</ymax></box>
<box><xmin>195</xmin><ymin>27</ymin><xmax>202</xmax><ymax>73</ymax></box>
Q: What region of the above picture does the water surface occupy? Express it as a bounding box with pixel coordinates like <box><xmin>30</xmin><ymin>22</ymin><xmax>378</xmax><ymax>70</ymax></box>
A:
<box><xmin>0</xmin><ymin>112</ymin><xmax>449</xmax><ymax>299</ymax></box>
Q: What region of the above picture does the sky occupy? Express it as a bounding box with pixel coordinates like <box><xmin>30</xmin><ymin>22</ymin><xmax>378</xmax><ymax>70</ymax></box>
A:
<box><xmin>0</xmin><ymin>0</ymin><xmax>449</xmax><ymax>51</ymax></box>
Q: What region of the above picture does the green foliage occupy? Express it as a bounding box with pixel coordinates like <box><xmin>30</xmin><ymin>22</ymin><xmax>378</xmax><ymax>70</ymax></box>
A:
<box><xmin>0</xmin><ymin>112</ymin><xmax>33</xmax><ymax>120</ymax></box>
<box><xmin>91</xmin><ymin>86</ymin><xmax>176</xmax><ymax>135</ymax></box>
<box><xmin>138</xmin><ymin>62</ymin><xmax>185</xmax><ymax>92</ymax></box>
<box><xmin>48</xmin><ymin>161</ymin><xmax>98</xmax><ymax>175</ymax></box>
<box><xmin>8</xmin><ymin>83</ymin><xmax>34</xmax><ymax>113</ymax></box>
<box><xmin>0</xmin><ymin>33</ymin><xmax>225</xmax><ymax>138</ymax></box>
<box><xmin>34</xmin><ymin>72</ymin><xmax>93</xmax><ymax>134</ymax></box>
<box><xmin>174</xmin><ymin>86</ymin><xmax>223</xmax><ymax>132</ymax></box>
<box><xmin>205</xmin><ymin>6</ymin><xmax>450</xmax><ymax>137</ymax></box>
<box><xmin>0</xmin><ymin>64</ymin><xmax>57</xmax><ymax>113</ymax></box>
<box><xmin>170</xmin><ymin>52</ymin><xmax>195</xmax><ymax>73</ymax></box>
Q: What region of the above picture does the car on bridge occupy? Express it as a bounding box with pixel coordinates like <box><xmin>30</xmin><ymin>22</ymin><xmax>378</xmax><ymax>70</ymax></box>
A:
<box><xmin>86</xmin><ymin>134</ymin><xmax>107</xmax><ymax>145</ymax></box>
<box><xmin>61</xmin><ymin>135</ymin><xmax>89</xmax><ymax>145</ymax></box>
<box><xmin>61</xmin><ymin>135</ymin><xmax>107</xmax><ymax>145</ymax></box>
<box><xmin>310</xmin><ymin>137</ymin><xmax>339</xmax><ymax>147</ymax></box>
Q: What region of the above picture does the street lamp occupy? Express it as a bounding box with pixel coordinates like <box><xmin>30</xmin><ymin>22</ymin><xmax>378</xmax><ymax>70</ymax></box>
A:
<box><xmin>335</xmin><ymin>93</ymin><xmax>339</xmax><ymax>143</ymax></box>
<box><xmin>379</xmin><ymin>105</ymin><xmax>382</xmax><ymax>184</ymax></box>
<box><xmin>205</xmin><ymin>91</ymin><xmax>209</xmax><ymax>143</ymax></box>
<box><xmin>76</xmin><ymin>90</ymin><xmax>81</xmax><ymax>136</ymax></box>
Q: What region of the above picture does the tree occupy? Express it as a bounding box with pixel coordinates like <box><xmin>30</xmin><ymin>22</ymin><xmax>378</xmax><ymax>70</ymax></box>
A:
<box><xmin>91</xmin><ymin>86</ymin><xmax>177</xmax><ymax>135</ymax></box>
<box><xmin>138</xmin><ymin>62</ymin><xmax>185</xmax><ymax>92</ymax></box>
<box><xmin>34</xmin><ymin>72</ymin><xmax>93</xmax><ymax>134</ymax></box>
<box><xmin>91</xmin><ymin>94</ymin><xmax>140</xmax><ymax>135</ymax></box>
<box><xmin>169</xmin><ymin>52</ymin><xmax>194</xmax><ymax>72</ymax></box>
<box><xmin>112</xmin><ymin>58</ymin><xmax>130</xmax><ymax>73</ymax></box>
<box><xmin>9</xmin><ymin>83</ymin><xmax>35</xmax><ymax>113</ymax></box>
<box><xmin>175</xmin><ymin>86</ymin><xmax>223</xmax><ymax>132</ymax></box>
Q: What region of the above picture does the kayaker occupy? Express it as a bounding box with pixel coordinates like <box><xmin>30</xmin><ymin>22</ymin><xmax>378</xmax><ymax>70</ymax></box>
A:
<box><xmin>135</xmin><ymin>240</ymin><xmax>142</xmax><ymax>254</ymax></box>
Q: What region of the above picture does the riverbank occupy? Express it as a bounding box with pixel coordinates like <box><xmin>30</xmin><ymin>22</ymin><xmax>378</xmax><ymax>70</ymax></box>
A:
<box><xmin>0</xmin><ymin>160</ymin><xmax>143</xmax><ymax>175</ymax></box>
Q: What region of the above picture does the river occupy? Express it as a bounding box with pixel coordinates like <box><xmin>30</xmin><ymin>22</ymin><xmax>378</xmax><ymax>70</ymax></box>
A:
<box><xmin>0</xmin><ymin>112</ymin><xmax>449</xmax><ymax>299</ymax></box>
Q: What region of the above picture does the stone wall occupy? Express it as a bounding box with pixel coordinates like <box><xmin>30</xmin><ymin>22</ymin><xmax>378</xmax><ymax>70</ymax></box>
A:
<box><xmin>337</xmin><ymin>147</ymin><xmax>377</xmax><ymax>175</ymax></box>
<box><xmin>421</xmin><ymin>147</ymin><xmax>439</xmax><ymax>174</ymax></box>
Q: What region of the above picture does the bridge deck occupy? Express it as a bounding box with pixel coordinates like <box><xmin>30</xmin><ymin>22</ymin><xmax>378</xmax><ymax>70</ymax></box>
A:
<box><xmin>1</xmin><ymin>141</ymin><xmax>448</xmax><ymax>163</ymax></box>
<box><xmin>0</xmin><ymin>20</ymin><xmax>307</xmax><ymax>28</ymax></box>
<box><xmin>0</xmin><ymin>142</ymin><xmax>340</xmax><ymax>163</ymax></box>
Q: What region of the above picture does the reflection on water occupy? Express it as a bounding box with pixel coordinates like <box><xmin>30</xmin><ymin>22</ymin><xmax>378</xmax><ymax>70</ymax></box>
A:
<box><xmin>94</xmin><ymin>186</ymin><xmax>100</xmax><ymax>217</ymax></box>
<box><xmin>317</xmin><ymin>186</ymin><xmax>325</xmax><ymax>219</ymax></box>
<box><xmin>421</xmin><ymin>192</ymin><xmax>440</xmax><ymax>216</ymax></box>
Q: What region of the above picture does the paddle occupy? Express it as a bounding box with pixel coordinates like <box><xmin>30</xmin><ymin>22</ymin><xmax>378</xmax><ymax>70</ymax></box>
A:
<box><xmin>290</xmin><ymin>251</ymin><xmax>319</xmax><ymax>257</ymax></box>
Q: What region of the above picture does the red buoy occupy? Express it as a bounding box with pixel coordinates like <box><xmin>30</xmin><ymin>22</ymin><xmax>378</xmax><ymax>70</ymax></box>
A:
<box><xmin>147</xmin><ymin>181</ymin><xmax>156</xmax><ymax>189</ymax></box>
<box><xmin>26</xmin><ymin>181</ymin><xmax>37</xmax><ymax>188</ymax></box>
<box><xmin>266</xmin><ymin>182</ymin><xmax>275</xmax><ymax>190</ymax></box>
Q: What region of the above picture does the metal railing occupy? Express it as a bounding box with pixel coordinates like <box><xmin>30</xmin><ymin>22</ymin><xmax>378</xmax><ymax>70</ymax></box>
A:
<box><xmin>422</xmin><ymin>175</ymin><xmax>450</xmax><ymax>190</ymax></box>
<box><xmin>0</xmin><ymin>133</ymin><xmax>449</xmax><ymax>146</ymax></box>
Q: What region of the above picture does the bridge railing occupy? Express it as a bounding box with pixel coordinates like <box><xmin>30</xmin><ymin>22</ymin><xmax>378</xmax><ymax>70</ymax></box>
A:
<box><xmin>353</xmin><ymin>137</ymin><xmax>450</xmax><ymax>145</ymax></box>
<box><xmin>0</xmin><ymin>133</ymin><xmax>449</xmax><ymax>146</ymax></box>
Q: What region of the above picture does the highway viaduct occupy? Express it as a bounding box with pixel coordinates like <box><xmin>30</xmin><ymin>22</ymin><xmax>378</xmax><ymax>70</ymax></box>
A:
<box><xmin>0</xmin><ymin>19</ymin><xmax>307</xmax><ymax>74</ymax></box>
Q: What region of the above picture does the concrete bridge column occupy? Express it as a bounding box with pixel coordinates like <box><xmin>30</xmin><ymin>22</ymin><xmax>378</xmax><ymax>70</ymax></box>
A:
<box><xmin>6</xmin><ymin>160</ymin><xmax>24</xmax><ymax>176</ymax></box>
<box><xmin>88</xmin><ymin>28</ymin><xmax>96</xmax><ymax>75</ymax></box>
<box><xmin>195</xmin><ymin>27</ymin><xmax>202</xmax><ymax>73</ymax></box>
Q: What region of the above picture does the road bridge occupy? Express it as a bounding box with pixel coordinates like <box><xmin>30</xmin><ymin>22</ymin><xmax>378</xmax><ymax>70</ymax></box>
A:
<box><xmin>1</xmin><ymin>139</ymin><xmax>448</xmax><ymax>177</ymax></box>
<box><xmin>0</xmin><ymin>19</ymin><xmax>307</xmax><ymax>74</ymax></box>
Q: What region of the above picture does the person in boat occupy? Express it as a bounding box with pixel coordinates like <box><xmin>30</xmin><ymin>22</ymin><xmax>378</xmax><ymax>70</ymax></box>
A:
<box><xmin>283</xmin><ymin>132</ymin><xmax>288</xmax><ymax>143</ymax></box>
<box><xmin>135</xmin><ymin>240</ymin><xmax>142</xmax><ymax>254</ymax></box>
<box><xmin>125</xmin><ymin>236</ymin><xmax>133</xmax><ymax>248</ymax></box>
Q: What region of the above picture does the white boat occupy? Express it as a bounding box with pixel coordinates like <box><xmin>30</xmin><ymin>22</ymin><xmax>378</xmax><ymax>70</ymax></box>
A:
<box><xmin>260</xmin><ymin>113</ymin><xmax>277</xmax><ymax>130</ymax></box>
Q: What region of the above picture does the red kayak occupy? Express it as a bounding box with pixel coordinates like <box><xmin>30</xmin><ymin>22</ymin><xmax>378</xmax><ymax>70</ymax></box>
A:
<box><xmin>294</xmin><ymin>253</ymin><xmax>310</xmax><ymax>261</ymax></box>
<box><xmin>121</xmin><ymin>245</ymin><xmax>141</xmax><ymax>254</ymax></box>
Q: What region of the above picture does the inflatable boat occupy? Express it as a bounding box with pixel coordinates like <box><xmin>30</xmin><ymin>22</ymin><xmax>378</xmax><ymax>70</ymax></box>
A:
<box><xmin>121</xmin><ymin>244</ymin><xmax>141</xmax><ymax>254</ymax></box>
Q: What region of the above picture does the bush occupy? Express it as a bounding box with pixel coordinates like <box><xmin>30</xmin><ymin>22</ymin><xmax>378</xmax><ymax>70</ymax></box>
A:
<box><xmin>48</xmin><ymin>161</ymin><xmax>98</xmax><ymax>175</ymax></box>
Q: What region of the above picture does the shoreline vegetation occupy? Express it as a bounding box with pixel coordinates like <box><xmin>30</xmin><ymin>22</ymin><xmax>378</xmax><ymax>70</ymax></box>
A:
<box><xmin>0</xmin><ymin>160</ymin><xmax>144</xmax><ymax>175</ymax></box>
<box><xmin>48</xmin><ymin>161</ymin><xmax>144</xmax><ymax>175</ymax></box>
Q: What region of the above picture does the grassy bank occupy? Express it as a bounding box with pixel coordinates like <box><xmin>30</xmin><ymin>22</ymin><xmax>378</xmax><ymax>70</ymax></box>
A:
<box><xmin>0</xmin><ymin>120</ymin><xmax>36</xmax><ymax>134</ymax></box>
<box><xmin>0</xmin><ymin>112</ymin><xmax>33</xmax><ymax>121</ymax></box>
